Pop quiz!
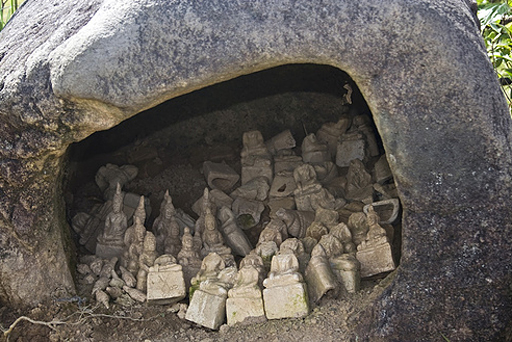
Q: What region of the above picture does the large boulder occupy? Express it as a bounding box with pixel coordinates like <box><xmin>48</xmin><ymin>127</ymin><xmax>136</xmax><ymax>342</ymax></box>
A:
<box><xmin>0</xmin><ymin>0</ymin><xmax>511</xmax><ymax>340</ymax></box>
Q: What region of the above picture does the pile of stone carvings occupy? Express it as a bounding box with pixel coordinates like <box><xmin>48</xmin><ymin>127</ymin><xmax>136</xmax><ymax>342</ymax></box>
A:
<box><xmin>72</xmin><ymin>113</ymin><xmax>401</xmax><ymax>329</ymax></box>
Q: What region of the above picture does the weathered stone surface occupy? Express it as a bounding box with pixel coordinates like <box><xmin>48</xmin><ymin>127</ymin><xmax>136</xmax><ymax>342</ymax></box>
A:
<box><xmin>186</xmin><ymin>289</ymin><xmax>227</xmax><ymax>330</ymax></box>
<box><xmin>263</xmin><ymin>282</ymin><xmax>309</xmax><ymax>320</ymax></box>
<box><xmin>226</xmin><ymin>297</ymin><xmax>266</xmax><ymax>326</ymax></box>
<box><xmin>356</xmin><ymin>242</ymin><xmax>396</xmax><ymax>278</ymax></box>
<box><xmin>0</xmin><ymin>0</ymin><xmax>511</xmax><ymax>341</ymax></box>
<box><xmin>147</xmin><ymin>265</ymin><xmax>186</xmax><ymax>305</ymax></box>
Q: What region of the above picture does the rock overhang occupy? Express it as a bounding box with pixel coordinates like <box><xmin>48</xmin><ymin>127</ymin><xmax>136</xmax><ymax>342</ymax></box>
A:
<box><xmin>0</xmin><ymin>0</ymin><xmax>511</xmax><ymax>340</ymax></box>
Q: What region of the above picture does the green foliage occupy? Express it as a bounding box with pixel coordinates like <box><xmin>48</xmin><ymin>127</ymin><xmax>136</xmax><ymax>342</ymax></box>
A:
<box><xmin>0</xmin><ymin>0</ymin><xmax>19</xmax><ymax>30</ymax></box>
<box><xmin>477</xmin><ymin>0</ymin><xmax>512</xmax><ymax>111</ymax></box>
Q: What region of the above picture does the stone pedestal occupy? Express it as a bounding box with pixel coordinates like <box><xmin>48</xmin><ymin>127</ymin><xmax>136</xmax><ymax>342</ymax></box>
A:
<box><xmin>147</xmin><ymin>265</ymin><xmax>186</xmax><ymax>305</ymax></box>
<box><xmin>274</xmin><ymin>155</ymin><xmax>302</xmax><ymax>174</ymax></box>
<box><xmin>336</xmin><ymin>133</ymin><xmax>366</xmax><ymax>167</ymax></box>
<box><xmin>263</xmin><ymin>282</ymin><xmax>309</xmax><ymax>319</ymax></box>
<box><xmin>185</xmin><ymin>290</ymin><xmax>227</xmax><ymax>330</ymax></box>
<box><xmin>356</xmin><ymin>242</ymin><xmax>396</xmax><ymax>278</ymax></box>
<box><xmin>226</xmin><ymin>296</ymin><xmax>266</xmax><ymax>326</ymax></box>
<box><xmin>95</xmin><ymin>242</ymin><xmax>124</xmax><ymax>260</ymax></box>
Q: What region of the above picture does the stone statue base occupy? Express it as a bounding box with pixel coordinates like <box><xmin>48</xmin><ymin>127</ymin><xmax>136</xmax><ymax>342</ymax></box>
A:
<box><xmin>95</xmin><ymin>242</ymin><xmax>124</xmax><ymax>260</ymax></box>
<box><xmin>263</xmin><ymin>282</ymin><xmax>309</xmax><ymax>319</ymax></box>
<box><xmin>226</xmin><ymin>296</ymin><xmax>266</xmax><ymax>326</ymax></box>
<box><xmin>147</xmin><ymin>266</ymin><xmax>186</xmax><ymax>305</ymax></box>
<box><xmin>356</xmin><ymin>242</ymin><xmax>396</xmax><ymax>278</ymax></box>
<box><xmin>185</xmin><ymin>289</ymin><xmax>227</xmax><ymax>330</ymax></box>
<box><xmin>336</xmin><ymin>133</ymin><xmax>366</xmax><ymax>167</ymax></box>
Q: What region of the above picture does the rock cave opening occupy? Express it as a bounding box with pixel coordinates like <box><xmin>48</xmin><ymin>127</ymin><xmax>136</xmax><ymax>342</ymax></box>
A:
<box><xmin>63</xmin><ymin>63</ymin><xmax>402</xmax><ymax>325</ymax></box>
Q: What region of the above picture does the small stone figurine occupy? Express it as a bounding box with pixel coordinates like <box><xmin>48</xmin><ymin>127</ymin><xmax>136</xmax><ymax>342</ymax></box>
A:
<box><xmin>262</xmin><ymin>251</ymin><xmax>310</xmax><ymax>320</ymax></box>
<box><xmin>136</xmin><ymin>232</ymin><xmax>158</xmax><ymax>292</ymax></box>
<box><xmin>356</xmin><ymin>205</ymin><xmax>396</xmax><ymax>278</ymax></box>
<box><xmin>96</xmin><ymin>183</ymin><xmax>128</xmax><ymax>259</ymax></box>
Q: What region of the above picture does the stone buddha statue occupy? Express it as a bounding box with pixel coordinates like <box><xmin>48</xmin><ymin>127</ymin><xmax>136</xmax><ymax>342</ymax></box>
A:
<box><xmin>98</xmin><ymin>183</ymin><xmax>127</xmax><ymax>248</ymax></box>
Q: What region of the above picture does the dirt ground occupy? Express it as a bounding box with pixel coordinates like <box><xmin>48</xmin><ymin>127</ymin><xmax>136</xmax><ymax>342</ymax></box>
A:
<box><xmin>0</xmin><ymin>275</ymin><xmax>389</xmax><ymax>342</ymax></box>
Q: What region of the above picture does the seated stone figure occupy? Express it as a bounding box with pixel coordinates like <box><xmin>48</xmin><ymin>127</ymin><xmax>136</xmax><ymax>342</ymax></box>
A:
<box><xmin>254</xmin><ymin>224</ymin><xmax>282</xmax><ymax>270</ymax></box>
<box><xmin>262</xmin><ymin>250</ymin><xmax>309</xmax><ymax>319</ymax></box>
<box><xmin>201</xmin><ymin>206</ymin><xmax>232</xmax><ymax>258</ymax></box>
<box><xmin>279</xmin><ymin>237</ymin><xmax>309</xmax><ymax>274</ymax></box>
<box><xmin>347</xmin><ymin>212</ymin><xmax>369</xmax><ymax>247</ymax></box>
<box><xmin>178</xmin><ymin>227</ymin><xmax>202</xmax><ymax>268</ymax></box>
<box><xmin>240</xmin><ymin>130</ymin><xmax>273</xmax><ymax>185</ymax></box>
<box><xmin>228</xmin><ymin>266</ymin><xmax>261</xmax><ymax>298</ymax></box>
<box><xmin>318</xmin><ymin>229</ymin><xmax>360</xmax><ymax>293</ymax></box>
<box><xmin>226</xmin><ymin>263</ymin><xmax>266</xmax><ymax>325</ymax></box>
<box><xmin>177</xmin><ymin>227</ymin><xmax>203</xmax><ymax>291</ymax></box>
<box><xmin>263</xmin><ymin>252</ymin><xmax>303</xmax><ymax>288</ymax></box>
<box><xmin>190</xmin><ymin>252</ymin><xmax>226</xmax><ymax>291</ymax></box>
<box><xmin>186</xmin><ymin>253</ymin><xmax>236</xmax><ymax>330</ymax></box>
<box><xmin>358</xmin><ymin>205</ymin><xmax>389</xmax><ymax>249</ymax></box>
<box><xmin>96</xmin><ymin>183</ymin><xmax>128</xmax><ymax>259</ymax></box>
<box><xmin>239</xmin><ymin>251</ymin><xmax>266</xmax><ymax>286</ymax></box>
<box><xmin>293</xmin><ymin>164</ymin><xmax>340</xmax><ymax>212</ymax></box>
<box><xmin>153</xmin><ymin>191</ymin><xmax>180</xmax><ymax>255</ymax></box>
<box><xmin>199</xmin><ymin>266</ymin><xmax>237</xmax><ymax>297</ymax></box>
<box><xmin>356</xmin><ymin>205</ymin><xmax>395</xmax><ymax>278</ymax></box>
<box><xmin>136</xmin><ymin>232</ymin><xmax>158</xmax><ymax>292</ymax></box>
<box><xmin>99</xmin><ymin>183</ymin><xmax>127</xmax><ymax>245</ymax></box>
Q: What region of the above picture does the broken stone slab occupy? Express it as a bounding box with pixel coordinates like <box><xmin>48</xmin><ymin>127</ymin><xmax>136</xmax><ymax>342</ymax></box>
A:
<box><xmin>226</xmin><ymin>296</ymin><xmax>266</xmax><ymax>326</ymax></box>
<box><xmin>269</xmin><ymin>172</ymin><xmax>296</xmax><ymax>198</ymax></box>
<box><xmin>336</xmin><ymin>132</ymin><xmax>366</xmax><ymax>167</ymax></box>
<box><xmin>186</xmin><ymin>290</ymin><xmax>227</xmax><ymax>330</ymax></box>
<box><xmin>263</xmin><ymin>282</ymin><xmax>309</xmax><ymax>320</ymax></box>
<box><xmin>274</xmin><ymin>155</ymin><xmax>303</xmax><ymax>174</ymax></box>
<box><xmin>203</xmin><ymin>161</ymin><xmax>240</xmax><ymax>192</ymax></box>
<box><xmin>147</xmin><ymin>263</ymin><xmax>186</xmax><ymax>305</ymax></box>
<box><xmin>356</xmin><ymin>242</ymin><xmax>396</xmax><ymax>278</ymax></box>
<box><xmin>363</xmin><ymin>199</ymin><xmax>400</xmax><ymax>225</ymax></box>
<box><xmin>265</xmin><ymin>129</ymin><xmax>296</xmax><ymax>155</ymax></box>
<box><xmin>230</xmin><ymin>176</ymin><xmax>270</xmax><ymax>201</ymax></box>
